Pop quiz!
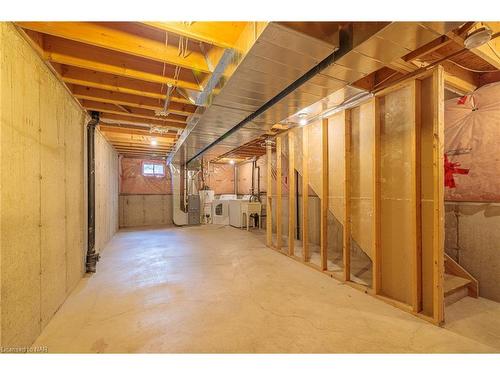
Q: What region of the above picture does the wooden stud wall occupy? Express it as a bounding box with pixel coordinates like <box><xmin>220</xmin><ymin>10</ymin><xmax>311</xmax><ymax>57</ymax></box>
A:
<box><xmin>320</xmin><ymin>119</ymin><xmax>329</xmax><ymax>271</ymax></box>
<box><xmin>372</xmin><ymin>99</ymin><xmax>381</xmax><ymax>294</ymax></box>
<box><xmin>302</xmin><ymin>127</ymin><xmax>309</xmax><ymax>262</ymax></box>
<box><xmin>266</xmin><ymin>142</ymin><xmax>273</xmax><ymax>247</ymax></box>
<box><xmin>343</xmin><ymin>111</ymin><xmax>352</xmax><ymax>281</ymax></box>
<box><xmin>433</xmin><ymin>66</ymin><xmax>445</xmax><ymax>324</ymax></box>
<box><xmin>265</xmin><ymin>68</ymin><xmax>445</xmax><ymax>325</ymax></box>
<box><xmin>288</xmin><ymin>132</ymin><xmax>296</xmax><ymax>256</ymax></box>
<box><xmin>276</xmin><ymin>136</ymin><xmax>282</xmax><ymax>250</ymax></box>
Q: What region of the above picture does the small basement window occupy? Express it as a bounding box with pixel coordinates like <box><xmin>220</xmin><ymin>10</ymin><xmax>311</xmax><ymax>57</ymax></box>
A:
<box><xmin>142</xmin><ymin>162</ymin><xmax>165</xmax><ymax>177</ymax></box>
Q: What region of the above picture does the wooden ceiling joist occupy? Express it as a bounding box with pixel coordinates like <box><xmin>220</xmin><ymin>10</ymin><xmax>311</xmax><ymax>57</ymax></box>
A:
<box><xmin>111</xmin><ymin>144</ymin><xmax>174</xmax><ymax>151</ymax></box>
<box><xmin>59</xmin><ymin>66</ymin><xmax>193</xmax><ymax>104</ymax></box>
<box><xmin>72</xmin><ymin>86</ymin><xmax>196</xmax><ymax>117</ymax></box>
<box><xmin>99</xmin><ymin>125</ymin><xmax>178</xmax><ymax>139</ymax></box>
<box><xmin>113</xmin><ymin>148</ymin><xmax>173</xmax><ymax>154</ymax></box>
<box><xmin>141</xmin><ymin>22</ymin><xmax>247</xmax><ymax>50</ymax></box>
<box><xmin>44</xmin><ymin>50</ymin><xmax>202</xmax><ymax>90</ymax></box>
<box><xmin>104</xmin><ymin>140</ymin><xmax>175</xmax><ymax>149</ymax></box>
<box><xmin>100</xmin><ymin>113</ymin><xmax>186</xmax><ymax>130</ymax></box>
<box><xmin>16</xmin><ymin>22</ymin><xmax>212</xmax><ymax>73</ymax></box>
<box><xmin>81</xmin><ymin>100</ymin><xmax>187</xmax><ymax>125</ymax></box>
<box><xmin>403</xmin><ymin>35</ymin><xmax>454</xmax><ymax>63</ymax></box>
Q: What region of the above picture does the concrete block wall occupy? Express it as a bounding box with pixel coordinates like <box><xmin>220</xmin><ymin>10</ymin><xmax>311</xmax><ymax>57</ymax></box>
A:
<box><xmin>0</xmin><ymin>23</ymin><xmax>119</xmax><ymax>347</ymax></box>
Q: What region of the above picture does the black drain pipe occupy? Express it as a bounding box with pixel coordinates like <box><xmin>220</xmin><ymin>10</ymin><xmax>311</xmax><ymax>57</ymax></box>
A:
<box><xmin>186</xmin><ymin>25</ymin><xmax>354</xmax><ymax>166</ymax></box>
<box><xmin>86</xmin><ymin>111</ymin><xmax>100</xmax><ymax>273</ymax></box>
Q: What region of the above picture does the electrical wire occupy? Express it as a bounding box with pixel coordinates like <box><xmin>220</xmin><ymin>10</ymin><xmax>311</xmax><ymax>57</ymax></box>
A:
<box><xmin>372</xmin><ymin>71</ymin><xmax>400</xmax><ymax>89</ymax></box>
<box><xmin>159</xmin><ymin>30</ymin><xmax>169</xmax><ymax>112</ymax></box>
<box><xmin>448</xmin><ymin>59</ymin><xmax>499</xmax><ymax>73</ymax></box>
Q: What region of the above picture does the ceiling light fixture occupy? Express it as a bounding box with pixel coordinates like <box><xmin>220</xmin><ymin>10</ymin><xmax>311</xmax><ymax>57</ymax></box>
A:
<box><xmin>151</xmin><ymin>139</ymin><xmax>158</xmax><ymax>146</ymax></box>
<box><xmin>298</xmin><ymin>113</ymin><xmax>308</xmax><ymax>126</ymax></box>
<box><xmin>464</xmin><ymin>26</ymin><xmax>493</xmax><ymax>49</ymax></box>
<box><xmin>229</xmin><ymin>160</ymin><xmax>235</xmax><ymax>165</ymax></box>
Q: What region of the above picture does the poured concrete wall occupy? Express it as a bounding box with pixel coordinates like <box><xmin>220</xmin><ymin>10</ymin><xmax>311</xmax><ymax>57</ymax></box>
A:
<box><xmin>445</xmin><ymin>202</ymin><xmax>500</xmax><ymax>302</ymax></box>
<box><xmin>119</xmin><ymin>195</ymin><xmax>173</xmax><ymax>227</ymax></box>
<box><xmin>0</xmin><ymin>23</ymin><xmax>87</xmax><ymax>347</ymax></box>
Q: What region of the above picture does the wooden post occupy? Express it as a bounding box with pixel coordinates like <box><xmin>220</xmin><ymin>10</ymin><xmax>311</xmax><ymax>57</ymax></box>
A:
<box><xmin>372</xmin><ymin>98</ymin><xmax>381</xmax><ymax>294</ymax></box>
<box><xmin>288</xmin><ymin>131</ymin><xmax>296</xmax><ymax>256</ymax></box>
<box><xmin>343</xmin><ymin>110</ymin><xmax>351</xmax><ymax>281</ymax></box>
<box><xmin>411</xmin><ymin>79</ymin><xmax>423</xmax><ymax>313</ymax></box>
<box><xmin>276</xmin><ymin>135</ymin><xmax>282</xmax><ymax>250</ymax></box>
<box><xmin>320</xmin><ymin>118</ymin><xmax>329</xmax><ymax>271</ymax></box>
<box><xmin>266</xmin><ymin>141</ymin><xmax>272</xmax><ymax>248</ymax></box>
<box><xmin>432</xmin><ymin>66</ymin><xmax>445</xmax><ymax>324</ymax></box>
<box><xmin>302</xmin><ymin>126</ymin><xmax>309</xmax><ymax>262</ymax></box>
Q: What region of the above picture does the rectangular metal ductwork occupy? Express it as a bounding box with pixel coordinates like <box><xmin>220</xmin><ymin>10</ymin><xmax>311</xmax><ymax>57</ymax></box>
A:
<box><xmin>170</xmin><ymin>21</ymin><xmax>463</xmax><ymax>165</ymax></box>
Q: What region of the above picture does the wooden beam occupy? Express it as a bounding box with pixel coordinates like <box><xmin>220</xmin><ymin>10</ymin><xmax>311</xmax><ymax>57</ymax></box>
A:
<box><xmin>276</xmin><ymin>136</ymin><xmax>282</xmax><ymax>250</ymax></box>
<box><xmin>403</xmin><ymin>35</ymin><xmax>453</xmax><ymax>62</ymax></box>
<box><xmin>81</xmin><ymin>100</ymin><xmax>187</xmax><ymax>125</ymax></box>
<box><xmin>103</xmin><ymin>135</ymin><xmax>175</xmax><ymax>145</ymax></box>
<box><xmin>343</xmin><ymin>111</ymin><xmax>351</xmax><ymax>282</ymax></box>
<box><xmin>302</xmin><ymin>126</ymin><xmax>309</xmax><ymax>262</ymax></box>
<box><xmin>118</xmin><ymin>151</ymin><xmax>168</xmax><ymax>156</ymax></box>
<box><xmin>320</xmin><ymin>118</ymin><xmax>329</xmax><ymax>271</ymax></box>
<box><xmin>441</xmin><ymin>61</ymin><xmax>478</xmax><ymax>93</ymax></box>
<box><xmin>99</xmin><ymin>125</ymin><xmax>177</xmax><ymax>138</ymax></box>
<box><xmin>372</xmin><ymin>98</ymin><xmax>381</xmax><ymax>294</ymax></box>
<box><xmin>432</xmin><ymin>66</ymin><xmax>445</xmax><ymax>325</ymax></box>
<box><xmin>112</xmin><ymin>146</ymin><xmax>174</xmax><ymax>153</ymax></box>
<box><xmin>59</xmin><ymin>66</ymin><xmax>193</xmax><ymax>103</ymax></box>
<box><xmin>100</xmin><ymin>113</ymin><xmax>185</xmax><ymax>129</ymax></box>
<box><xmin>72</xmin><ymin>86</ymin><xmax>196</xmax><ymax>116</ymax></box>
<box><xmin>44</xmin><ymin>50</ymin><xmax>201</xmax><ymax>91</ymax></box>
<box><xmin>17</xmin><ymin>22</ymin><xmax>211</xmax><ymax>73</ymax></box>
<box><xmin>288</xmin><ymin>131</ymin><xmax>296</xmax><ymax>257</ymax></box>
<box><xmin>142</xmin><ymin>22</ymin><xmax>248</xmax><ymax>49</ymax></box>
<box><xmin>266</xmin><ymin>142</ymin><xmax>272</xmax><ymax>248</ymax></box>
<box><xmin>479</xmin><ymin>70</ymin><xmax>500</xmax><ymax>87</ymax></box>
<box><xmin>105</xmin><ymin>142</ymin><xmax>175</xmax><ymax>150</ymax></box>
<box><xmin>411</xmin><ymin>79</ymin><xmax>423</xmax><ymax>313</ymax></box>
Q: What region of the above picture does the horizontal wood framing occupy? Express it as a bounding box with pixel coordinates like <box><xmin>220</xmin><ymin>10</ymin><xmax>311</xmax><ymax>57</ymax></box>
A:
<box><xmin>17</xmin><ymin>22</ymin><xmax>212</xmax><ymax>73</ymax></box>
<box><xmin>71</xmin><ymin>85</ymin><xmax>196</xmax><ymax>116</ymax></box>
<box><xmin>265</xmin><ymin>67</ymin><xmax>445</xmax><ymax>325</ymax></box>
<box><xmin>59</xmin><ymin>65</ymin><xmax>193</xmax><ymax>104</ymax></box>
<box><xmin>141</xmin><ymin>22</ymin><xmax>248</xmax><ymax>49</ymax></box>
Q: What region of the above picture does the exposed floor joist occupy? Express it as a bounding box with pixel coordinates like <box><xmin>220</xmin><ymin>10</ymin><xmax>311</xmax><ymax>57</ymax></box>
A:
<box><xmin>17</xmin><ymin>22</ymin><xmax>213</xmax><ymax>73</ymax></box>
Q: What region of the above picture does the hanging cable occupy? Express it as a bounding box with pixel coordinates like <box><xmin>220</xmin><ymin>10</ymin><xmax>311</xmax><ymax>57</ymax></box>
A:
<box><xmin>487</xmin><ymin>42</ymin><xmax>500</xmax><ymax>61</ymax></box>
<box><xmin>448</xmin><ymin>59</ymin><xmax>499</xmax><ymax>73</ymax></box>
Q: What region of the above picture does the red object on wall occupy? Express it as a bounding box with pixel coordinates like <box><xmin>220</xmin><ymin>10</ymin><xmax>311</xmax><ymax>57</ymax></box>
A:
<box><xmin>444</xmin><ymin>154</ymin><xmax>469</xmax><ymax>188</ymax></box>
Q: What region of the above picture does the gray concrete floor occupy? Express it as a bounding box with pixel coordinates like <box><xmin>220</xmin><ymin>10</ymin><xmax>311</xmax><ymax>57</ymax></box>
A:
<box><xmin>33</xmin><ymin>225</ymin><xmax>500</xmax><ymax>353</ymax></box>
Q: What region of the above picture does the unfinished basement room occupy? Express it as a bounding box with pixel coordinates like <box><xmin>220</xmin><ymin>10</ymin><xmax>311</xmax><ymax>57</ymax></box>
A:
<box><xmin>2</xmin><ymin>3</ymin><xmax>500</xmax><ymax>369</ymax></box>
